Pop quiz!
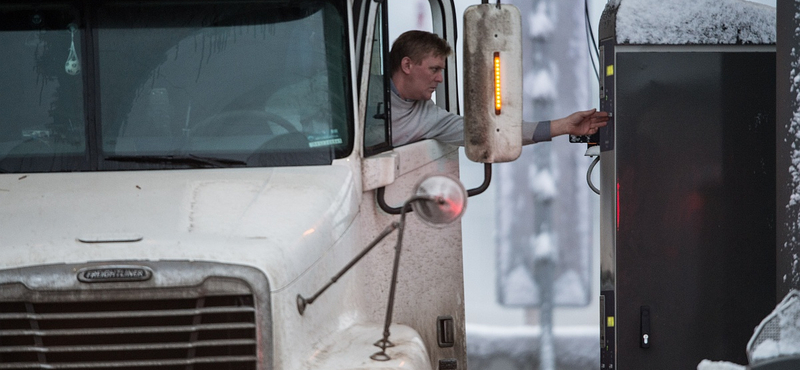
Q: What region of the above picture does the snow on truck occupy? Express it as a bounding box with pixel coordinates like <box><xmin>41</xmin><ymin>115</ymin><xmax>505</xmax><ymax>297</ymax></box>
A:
<box><xmin>0</xmin><ymin>1</ymin><xmax>522</xmax><ymax>369</ymax></box>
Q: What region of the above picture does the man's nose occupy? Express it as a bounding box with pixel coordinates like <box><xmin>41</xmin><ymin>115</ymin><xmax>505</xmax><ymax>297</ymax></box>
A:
<box><xmin>434</xmin><ymin>71</ymin><xmax>444</xmax><ymax>82</ymax></box>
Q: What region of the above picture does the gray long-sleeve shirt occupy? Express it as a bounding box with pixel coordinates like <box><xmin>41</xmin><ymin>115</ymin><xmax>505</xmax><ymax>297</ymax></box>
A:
<box><xmin>390</xmin><ymin>83</ymin><xmax>551</xmax><ymax>147</ymax></box>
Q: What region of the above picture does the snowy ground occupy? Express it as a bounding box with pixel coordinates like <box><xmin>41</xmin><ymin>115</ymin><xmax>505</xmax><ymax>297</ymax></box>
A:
<box><xmin>466</xmin><ymin>324</ymin><xmax>598</xmax><ymax>370</ymax></box>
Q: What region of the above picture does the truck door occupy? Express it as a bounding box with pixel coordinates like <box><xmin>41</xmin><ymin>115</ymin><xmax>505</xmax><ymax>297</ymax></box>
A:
<box><xmin>356</xmin><ymin>1</ymin><xmax>468</xmax><ymax>369</ymax></box>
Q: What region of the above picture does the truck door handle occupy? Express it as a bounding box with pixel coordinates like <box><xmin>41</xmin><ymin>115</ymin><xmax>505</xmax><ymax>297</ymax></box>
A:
<box><xmin>437</xmin><ymin>315</ymin><xmax>455</xmax><ymax>348</ymax></box>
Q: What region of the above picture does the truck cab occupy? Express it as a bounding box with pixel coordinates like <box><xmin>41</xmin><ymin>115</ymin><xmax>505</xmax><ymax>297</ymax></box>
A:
<box><xmin>0</xmin><ymin>0</ymin><xmax>491</xmax><ymax>369</ymax></box>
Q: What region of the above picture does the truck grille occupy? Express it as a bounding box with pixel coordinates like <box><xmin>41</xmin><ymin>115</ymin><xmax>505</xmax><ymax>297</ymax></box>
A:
<box><xmin>0</xmin><ymin>262</ymin><xmax>271</xmax><ymax>370</ymax></box>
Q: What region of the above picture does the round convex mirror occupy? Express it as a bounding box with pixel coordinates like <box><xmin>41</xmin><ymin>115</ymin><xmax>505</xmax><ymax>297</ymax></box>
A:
<box><xmin>411</xmin><ymin>174</ymin><xmax>467</xmax><ymax>227</ymax></box>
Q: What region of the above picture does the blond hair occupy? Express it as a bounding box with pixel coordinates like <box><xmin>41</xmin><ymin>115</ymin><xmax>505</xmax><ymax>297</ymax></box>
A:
<box><xmin>389</xmin><ymin>30</ymin><xmax>452</xmax><ymax>74</ymax></box>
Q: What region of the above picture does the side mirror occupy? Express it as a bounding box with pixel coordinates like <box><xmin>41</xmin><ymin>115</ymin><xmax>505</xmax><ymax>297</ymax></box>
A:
<box><xmin>463</xmin><ymin>4</ymin><xmax>523</xmax><ymax>164</ymax></box>
<box><xmin>411</xmin><ymin>174</ymin><xmax>467</xmax><ymax>227</ymax></box>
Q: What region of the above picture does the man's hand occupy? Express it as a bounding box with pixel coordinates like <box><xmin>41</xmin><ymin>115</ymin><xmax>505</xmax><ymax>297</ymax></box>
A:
<box><xmin>551</xmin><ymin>109</ymin><xmax>609</xmax><ymax>138</ymax></box>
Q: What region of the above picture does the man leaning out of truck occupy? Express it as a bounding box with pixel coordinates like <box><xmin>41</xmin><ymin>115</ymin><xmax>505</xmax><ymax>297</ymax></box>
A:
<box><xmin>388</xmin><ymin>30</ymin><xmax>608</xmax><ymax>147</ymax></box>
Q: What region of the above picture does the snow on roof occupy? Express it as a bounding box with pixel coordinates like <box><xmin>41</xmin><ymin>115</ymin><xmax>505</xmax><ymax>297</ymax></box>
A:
<box><xmin>612</xmin><ymin>0</ymin><xmax>775</xmax><ymax>45</ymax></box>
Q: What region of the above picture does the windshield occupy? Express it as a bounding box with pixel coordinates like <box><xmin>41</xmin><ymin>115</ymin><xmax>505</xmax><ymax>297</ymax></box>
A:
<box><xmin>0</xmin><ymin>0</ymin><xmax>352</xmax><ymax>173</ymax></box>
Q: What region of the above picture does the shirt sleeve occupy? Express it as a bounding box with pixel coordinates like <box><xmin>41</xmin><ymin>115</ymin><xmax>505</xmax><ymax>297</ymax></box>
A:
<box><xmin>391</xmin><ymin>93</ymin><xmax>466</xmax><ymax>146</ymax></box>
<box><xmin>522</xmin><ymin>120</ymin><xmax>552</xmax><ymax>145</ymax></box>
<box><xmin>425</xmin><ymin>107</ymin><xmax>465</xmax><ymax>146</ymax></box>
<box><xmin>391</xmin><ymin>87</ymin><xmax>552</xmax><ymax>147</ymax></box>
<box><xmin>425</xmin><ymin>115</ymin><xmax>552</xmax><ymax>147</ymax></box>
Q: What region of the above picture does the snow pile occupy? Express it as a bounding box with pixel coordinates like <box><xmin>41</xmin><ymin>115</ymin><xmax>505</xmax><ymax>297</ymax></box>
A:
<box><xmin>613</xmin><ymin>0</ymin><xmax>775</xmax><ymax>45</ymax></box>
<box><xmin>699</xmin><ymin>291</ymin><xmax>800</xmax><ymax>368</ymax></box>
<box><xmin>787</xmin><ymin>7</ymin><xmax>800</xmax><ymax>289</ymax></box>
<box><xmin>747</xmin><ymin>290</ymin><xmax>800</xmax><ymax>364</ymax></box>
<box><xmin>696</xmin><ymin>360</ymin><xmax>745</xmax><ymax>370</ymax></box>
<box><xmin>527</xmin><ymin>2</ymin><xmax>554</xmax><ymax>39</ymax></box>
<box><xmin>524</xmin><ymin>69</ymin><xmax>556</xmax><ymax>103</ymax></box>
<box><xmin>528</xmin><ymin>167</ymin><xmax>556</xmax><ymax>200</ymax></box>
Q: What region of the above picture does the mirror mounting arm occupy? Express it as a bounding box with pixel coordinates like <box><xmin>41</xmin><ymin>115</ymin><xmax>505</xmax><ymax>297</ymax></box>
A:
<box><xmin>376</xmin><ymin>187</ymin><xmax>410</xmax><ymax>215</ymax></box>
<box><xmin>377</xmin><ymin>163</ymin><xmax>490</xmax><ymax>215</ymax></box>
<box><xmin>296</xmin><ymin>222</ymin><xmax>400</xmax><ymax>316</ymax></box>
<box><xmin>299</xmin><ymin>175</ymin><xmax>467</xmax><ymax>361</ymax></box>
<box><xmin>467</xmin><ymin>163</ymin><xmax>492</xmax><ymax>197</ymax></box>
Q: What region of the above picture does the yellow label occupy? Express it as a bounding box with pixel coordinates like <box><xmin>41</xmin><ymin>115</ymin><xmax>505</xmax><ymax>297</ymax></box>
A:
<box><xmin>606</xmin><ymin>64</ymin><xmax>614</xmax><ymax>77</ymax></box>
<box><xmin>607</xmin><ymin>316</ymin><xmax>615</xmax><ymax>327</ymax></box>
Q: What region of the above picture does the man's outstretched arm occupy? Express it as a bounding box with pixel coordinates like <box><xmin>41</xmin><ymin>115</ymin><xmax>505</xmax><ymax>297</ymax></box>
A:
<box><xmin>521</xmin><ymin>109</ymin><xmax>609</xmax><ymax>145</ymax></box>
<box><xmin>549</xmin><ymin>109</ymin><xmax>609</xmax><ymax>138</ymax></box>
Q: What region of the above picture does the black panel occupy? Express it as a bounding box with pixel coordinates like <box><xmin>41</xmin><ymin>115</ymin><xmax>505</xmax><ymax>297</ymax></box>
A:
<box><xmin>601</xmin><ymin>290</ymin><xmax>616</xmax><ymax>369</ymax></box>
<box><xmin>599</xmin><ymin>38</ymin><xmax>615</xmax><ymax>152</ymax></box>
<box><xmin>615</xmin><ymin>51</ymin><xmax>776</xmax><ymax>369</ymax></box>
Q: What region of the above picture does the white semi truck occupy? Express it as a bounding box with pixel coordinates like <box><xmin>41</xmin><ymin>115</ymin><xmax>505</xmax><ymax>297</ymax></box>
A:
<box><xmin>0</xmin><ymin>1</ymin><xmax>521</xmax><ymax>369</ymax></box>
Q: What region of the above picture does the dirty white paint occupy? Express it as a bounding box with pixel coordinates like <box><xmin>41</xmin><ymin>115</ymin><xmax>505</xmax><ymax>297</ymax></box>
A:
<box><xmin>0</xmin><ymin>140</ymin><xmax>467</xmax><ymax>370</ymax></box>
<box><xmin>0</xmin><ymin>164</ymin><xmax>359</xmax><ymax>291</ymax></box>
<box><xmin>362</xmin><ymin>152</ymin><xmax>399</xmax><ymax>191</ymax></box>
<box><xmin>301</xmin><ymin>324</ymin><xmax>431</xmax><ymax>369</ymax></box>
<box><xmin>463</xmin><ymin>4</ymin><xmax>523</xmax><ymax>164</ymax></box>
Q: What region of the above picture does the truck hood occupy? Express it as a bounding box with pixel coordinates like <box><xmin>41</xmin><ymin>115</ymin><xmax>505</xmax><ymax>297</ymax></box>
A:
<box><xmin>0</xmin><ymin>166</ymin><xmax>359</xmax><ymax>290</ymax></box>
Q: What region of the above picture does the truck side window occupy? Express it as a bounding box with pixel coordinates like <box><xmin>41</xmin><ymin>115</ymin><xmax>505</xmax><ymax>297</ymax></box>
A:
<box><xmin>363</xmin><ymin>2</ymin><xmax>391</xmax><ymax>156</ymax></box>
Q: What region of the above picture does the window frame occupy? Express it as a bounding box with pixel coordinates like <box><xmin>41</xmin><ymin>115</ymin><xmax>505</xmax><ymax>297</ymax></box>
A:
<box><xmin>361</xmin><ymin>0</ymin><xmax>392</xmax><ymax>157</ymax></box>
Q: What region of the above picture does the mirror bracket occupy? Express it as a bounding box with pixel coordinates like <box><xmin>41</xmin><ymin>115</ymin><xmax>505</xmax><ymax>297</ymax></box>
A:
<box><xmin>377</xmin><ymin>163</ymin><xmax>490</xmax><ymax>215</ymax></box>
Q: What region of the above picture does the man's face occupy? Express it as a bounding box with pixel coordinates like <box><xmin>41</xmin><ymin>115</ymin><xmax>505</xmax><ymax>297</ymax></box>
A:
<box><xmin>403</xmin><ymin>53</ymin><xmax>446</xmax><ymax>101</ymax></box>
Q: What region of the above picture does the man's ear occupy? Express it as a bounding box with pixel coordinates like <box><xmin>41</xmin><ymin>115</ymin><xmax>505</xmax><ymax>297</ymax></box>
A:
<box><xmin>400</xmin><ymin>56</ymin><xmax>414</xmax><ymax>75</ymax></box>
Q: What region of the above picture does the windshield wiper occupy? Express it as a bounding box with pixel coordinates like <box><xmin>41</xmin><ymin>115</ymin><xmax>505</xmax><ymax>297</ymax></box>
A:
<box><xmin>104</xmin><ymin>154</ymin><xmax>247</xmax><ymax>168</ymax></box>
